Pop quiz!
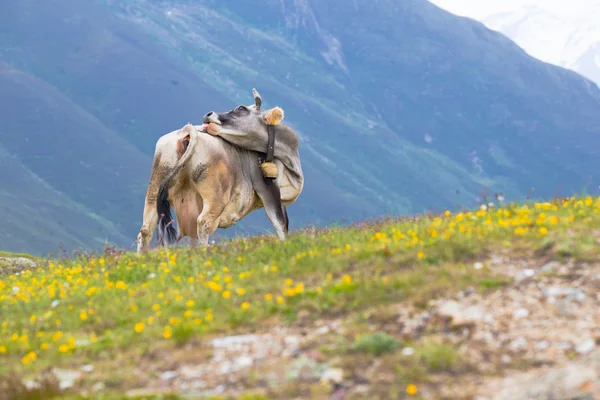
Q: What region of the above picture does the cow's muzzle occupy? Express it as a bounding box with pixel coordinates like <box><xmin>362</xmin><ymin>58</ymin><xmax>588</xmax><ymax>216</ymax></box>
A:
<box><xmin>203</xmin><ymin>111</ymin><xmax>221</xmax><ymax>125</ymax></box>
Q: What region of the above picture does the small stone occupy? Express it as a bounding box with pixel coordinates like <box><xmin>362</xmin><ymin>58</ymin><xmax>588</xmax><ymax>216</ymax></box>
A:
<box><xmin>543</xmin><ymin>287</ymin><xmax>563</xmax><ymax>297</ymax></box>
<box><xmin>282</xmin><ymin>335</ymin><xmax>300</xmax><ymax>356</ymax></box>
<box><xmin>576</xmin><ymin>339</ymin><xmax>595</xmax><ymax>354</ymax></box>
<box><xmin>437</xmin><ymin>300</ymin><xmax>483</xmax><ymax>327</ymax></box>
<box><xmin>52</xmin><ymin>368</ymin><xmax>82</xmax><ymax>390</ymax></box>
<box><xmin>160</xmin><ymin>371</ymin><xmax>178</xmax><ymax>381</ymax></box>
<box><xmin>513</xmin><ymin>308</ymin><xmax>529</xmax><ymax>319</ymax></box>
<box><xmin>474</xmin><ymin>262</ymin><xmax>484</xmax><ymax>270</ymax></box>
<box><xmin>51</xmin><ymin>300</ymin><xmax>60</xmax><ymax>308</ymax></box>
<box><xmin>501</xmin><ymin>354</ymin><xmax>511</xmax><ymax>363</ymax></box>
<box><xmin>541</xmin><ymin>261</ymin><xmax>559</xmax><ymax>273</ymax></box>
<box><xmin>523</xmin><ymin>269</ymin><xmax>535</xmax><ymax>278</ymax></box>
<box><xmin>80</xmin><ymin>364</ymin><xmax>94</xmax><ymax>373</ymax></box>
<box><xmin>23</xmin><ymin>380</ymin><xmax>38</xmax><ymax>390</ymax></box>
<box><xmin>180</xmin><ymin>366</ymin><xmax>203</xmax><ymax>379</ymax></box>
<box><xmin>190</xmin><ymin>380</ymin><xmax>205</xmax><ymax>389</ymax></box>
<box><xmin>92</xmin><ymin>382</ymin><xmax>105</xmax><ymax>392</ymax></box>
<box><xmin>312</xmin><ymin>326</ymin><xmax>330</xmax><ymax>337</ymax></box>
<box><xmin>0</xmin><ymin>257</ymin><xmax>37</xmax><ymax>274</ymax></box>
<box><xmin>321</xmin><ymin>368</ymin><xmax>344</xmax><ymax>385</ymax></box>
<box><xmin>235</xmin><ymin>355</ymin><xmax>254</xmax><ymax>370</ymax></box>
<box><xmin>536</xmin><ymin>340</ymin><xmax>550</xmax><ymax>350</ymax></box>
<box><xmin>509</xmin><ymin>337</ymin><xmax>528</xmax><ymax>350</ymax></box>
<box><xmin>401</xmin><ymin>347</ymin><xmax>415</xmax><ymax>356</ymax></box>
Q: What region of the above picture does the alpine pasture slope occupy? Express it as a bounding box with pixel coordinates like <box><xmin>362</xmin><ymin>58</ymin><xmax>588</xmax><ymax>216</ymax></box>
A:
<box><xmin>1</xmin><ymin>195</ymin><xmax>600</xmax><ymax>399</ymax></box>
<box><xmin>2</xmin><ymin>0</ymin><xmax>600</xmax><ymax>255</ymax></box>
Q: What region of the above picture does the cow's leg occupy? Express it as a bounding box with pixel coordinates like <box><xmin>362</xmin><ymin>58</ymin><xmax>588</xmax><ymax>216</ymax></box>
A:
<box><xmin>137</xmin><ymin>195</ymin><xmax>158</xmax><ymax>253</ymax></box>
<box><xmin>137</xmin><ymin>152</ymin><xmax>172</xmax><ymax>253</ymax></box>
<box><xmin>195</xmin><ymin>160</ymin><xmax>231</xmax><ymax>247</ymax></box>
<box><xmin>256</xmin><ymin>181</ymin><xmax>288</xmax><ymax>241</ymax></box>
<box><xmin>195</xmin><ymin>200</ymin><xmax>225</xmax><ymax>247</ymax></box>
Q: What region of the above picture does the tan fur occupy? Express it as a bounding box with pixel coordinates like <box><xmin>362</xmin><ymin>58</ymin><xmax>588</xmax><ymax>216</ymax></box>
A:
<box><xmin>172</xmin><ymin>187</ymin><xmax>203</xmax><ymax>238</ymax></box>
<box><xmin>206</xmin><ymin>122</ymin><xmax>221</xmax><ymax>135</ymax></box>
<box><xmin>263</xmin><ymin>107</ymin><xmax>284</xmax><ymax>125</ymax></box>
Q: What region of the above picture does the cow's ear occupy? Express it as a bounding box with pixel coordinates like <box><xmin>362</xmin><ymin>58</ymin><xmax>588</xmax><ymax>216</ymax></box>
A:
<box><xmin>264</xmin><ymin>106</ymin><xmax>284</xmax><ymax>125</ymax></box>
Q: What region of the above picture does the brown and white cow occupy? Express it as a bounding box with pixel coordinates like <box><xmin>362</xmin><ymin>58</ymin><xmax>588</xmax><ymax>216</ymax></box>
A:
<box><xmin>136</xmin><ymin>89</ymin><xmax>304</xmax><ymax>253</ymax></box>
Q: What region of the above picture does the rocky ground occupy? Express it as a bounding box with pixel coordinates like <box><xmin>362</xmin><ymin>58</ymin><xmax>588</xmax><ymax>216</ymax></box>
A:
<box><xmin>14</xmin><ymin>252</ymin><xmax>597</xmax><ymax>400</ymax></box>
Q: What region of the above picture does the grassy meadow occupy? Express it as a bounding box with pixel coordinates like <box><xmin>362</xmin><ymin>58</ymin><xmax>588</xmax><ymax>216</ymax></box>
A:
<box><xmin>1</xmin><ymin>195</ymin><xmax>599</xmax><ymax>399</ymax></box>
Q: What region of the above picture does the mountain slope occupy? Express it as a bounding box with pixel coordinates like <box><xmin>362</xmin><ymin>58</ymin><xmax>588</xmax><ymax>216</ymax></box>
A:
<box><xmin>429</xmin><ymin>0</ymin><xmax>600</xmax><ymax>87</ymax></box>
<box><xmin>109</xmin><ymin>0</ymin><xmax>600</xmax><ymax>202</ymax></box>
<box><xmin>2</xmin><ymin>0</ymin><xmax>600</xmax><ymax>254</ymax></box>
<box><xmin>0</xmin><ymin>63</ymin><xmax>152</xmax><ymax>254</ymax></box>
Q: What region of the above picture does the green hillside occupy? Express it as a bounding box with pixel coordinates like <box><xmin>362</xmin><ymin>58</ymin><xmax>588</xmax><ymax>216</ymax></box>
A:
<box><xmin>1</xmin><ymin>195</ymin><xmax>599</xmax><ymax>399</ymax></box>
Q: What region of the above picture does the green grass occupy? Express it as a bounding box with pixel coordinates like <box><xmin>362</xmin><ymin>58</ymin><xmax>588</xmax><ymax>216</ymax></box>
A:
<box><xmin>1</xmin><ymin>196</ymin><xmax>600</xmax><ymax>398</ymax></box>
<box><xmin>350</xmin><ymin>332</ymin><xmax>401</xmax><ymax>356</ymax></box>
<box><xmin>0</xmin><ymin>251</ymin><xmax>40</xmax><ymax>261</ymax></box>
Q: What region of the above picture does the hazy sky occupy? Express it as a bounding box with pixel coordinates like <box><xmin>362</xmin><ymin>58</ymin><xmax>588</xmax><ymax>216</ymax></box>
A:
<box><xmin>429</xmin><ymin>0</ymin><xmax>600</xmax><ymax>20</ymax></box>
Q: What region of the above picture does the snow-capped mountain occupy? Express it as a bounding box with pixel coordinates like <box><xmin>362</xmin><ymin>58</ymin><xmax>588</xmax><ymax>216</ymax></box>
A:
<box><xmin>429</xmin><ymin>0</ymin><xmax>600</xmax><ymax>86</ymax></box>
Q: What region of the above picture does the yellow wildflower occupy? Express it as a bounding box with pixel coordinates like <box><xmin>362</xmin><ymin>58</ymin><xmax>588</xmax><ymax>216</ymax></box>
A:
<box><xmin>186</xmin><ymin>300</ymin><xmax>195</xmax><ymax>308</ymax></box>
<box><xmin>134</xmin><ymin>322</ymin><xmax>145</xmax><ymax>333</ymax></box>
<box><xmin>265</xmin><ymin>293</ymin><xmax>273</xmax><ymax>301</ymax></box>
<box><xmin>236</xmin><ymin>288</ymin><xmax>246</xmax><ymax>296</ymax></box>
<box><xmin>52</xmin><ymin>332</ymin><xmax>63</xmax><ymax>342</ymax></box>
<box><xmin>514</xmin><ymin>227</ymin><xmax>527</xmax><ymax>235</ymax></box>
<box><xmin>80</xmin><ymin>311</ymin><xmax>88</xmax><ymax>321</ymax></box>
<box><xmin>21</xmin><ymin>351</ymin><xmax>37</xmax><ymax>365</ymax></box>
<box><xmin>222</xmin><ymin>290</ymin><xmax>231</xmax><ymax>299</ymax></box>
<box><xmin>417</xmin><ymin>251</ymin><xmax>424</xmax><ymax>260</ymax></box>
<box><xmin>406</xmin><ymin>384</ymin><xmax>418</xmax><ymax>395</ymax></box>
<box><xmin>241</xmin><ymin>302</ymin><xmax>250</xmax><ymax>309</ymax></box>
<box><xmin>163</xmin><ymin>326</ymin><xmax>172</xmax><ymax>339</ymax></box>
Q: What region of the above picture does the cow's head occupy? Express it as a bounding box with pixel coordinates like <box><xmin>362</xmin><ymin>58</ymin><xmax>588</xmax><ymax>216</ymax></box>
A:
<box><xmin>200</xmin><ymin>88</ymin><xmax>285</xmax><ymax>136</ymax></box>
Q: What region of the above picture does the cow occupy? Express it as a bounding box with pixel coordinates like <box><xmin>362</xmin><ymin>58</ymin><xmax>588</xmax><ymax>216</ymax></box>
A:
<box><xmin>136</xmin><ymin>89</ymin><xmax>304</xmax><ymax>253</ymax></box>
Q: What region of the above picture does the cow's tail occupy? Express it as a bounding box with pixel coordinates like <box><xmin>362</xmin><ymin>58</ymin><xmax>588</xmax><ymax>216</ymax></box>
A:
<box><xmin>156</xmin><ymin>124</ymin><xmax>199</xmax><ymax>246</ymax></box>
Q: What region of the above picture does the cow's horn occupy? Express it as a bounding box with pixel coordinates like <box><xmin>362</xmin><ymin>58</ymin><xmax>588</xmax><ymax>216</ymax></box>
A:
<box><xmin>252</xmin><ymin>88</ymin><xmax>262</xmax><ymax>110</ymax></box>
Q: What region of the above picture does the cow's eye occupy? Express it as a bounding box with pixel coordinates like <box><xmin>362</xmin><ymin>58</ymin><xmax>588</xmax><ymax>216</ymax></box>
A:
<box><xmin>235</xmin><ymin>106</ymin><xmax>247</xmax><ymax>112</ymax></box>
